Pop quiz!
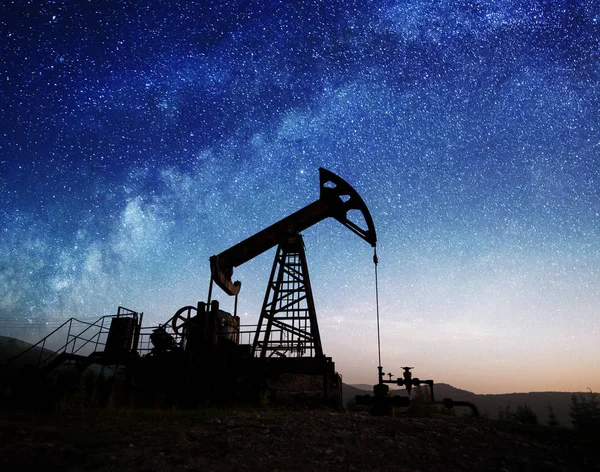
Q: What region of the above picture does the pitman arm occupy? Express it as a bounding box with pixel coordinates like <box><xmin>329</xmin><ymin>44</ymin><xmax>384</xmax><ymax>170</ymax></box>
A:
<box><xmin>210</xmin><ymin>168</ymin><xmax>377</xmax><ymax>296</ymax></box>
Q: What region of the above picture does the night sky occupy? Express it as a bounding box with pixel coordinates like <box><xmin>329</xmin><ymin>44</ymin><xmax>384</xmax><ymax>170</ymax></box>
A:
<box><xmin>1</xmin><ymin>1</ymin><xmax>598</xmax><ymax>394</ymax></box>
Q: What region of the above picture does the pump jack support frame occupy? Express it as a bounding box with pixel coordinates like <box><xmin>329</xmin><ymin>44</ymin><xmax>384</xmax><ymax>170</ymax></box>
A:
<box><xmin>252</xmin><ymin>234</ymin><xmax>323</xmax><ymax>359</ymax></box>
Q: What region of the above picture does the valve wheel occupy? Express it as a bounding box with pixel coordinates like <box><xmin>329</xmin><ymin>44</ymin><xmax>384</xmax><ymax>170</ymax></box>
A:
<box><xmin>171</xmin><ymin>305</ymin><xmax>197</xmax><ymax>334</ymax></box>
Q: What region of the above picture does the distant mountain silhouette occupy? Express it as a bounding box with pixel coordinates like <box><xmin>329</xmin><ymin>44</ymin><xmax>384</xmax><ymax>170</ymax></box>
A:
<box><xmin>341</xmin><ymin>383</ymin><xmax>371</xmax><ymax>407</ymax></box>
<box><xmin>348</xmin><ymin>382</ymin><xmax>582</xmax><ymax>427</ymax></box>
<box><xmin>350</xmin><ymin>383</ymin><xmax>375</xmax><ymax>392</ymax></box>
<box><xmin>0</xmin><ymin>335</ymin><xmax>49</xmax><ymax>366</ymax></box>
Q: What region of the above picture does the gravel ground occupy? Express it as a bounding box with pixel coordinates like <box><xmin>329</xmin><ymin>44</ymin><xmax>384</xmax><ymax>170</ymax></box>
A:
<box><xmin>1</xmin><ymin>408</ymin><xmax>597</xmax><ymax>471</ymax></box>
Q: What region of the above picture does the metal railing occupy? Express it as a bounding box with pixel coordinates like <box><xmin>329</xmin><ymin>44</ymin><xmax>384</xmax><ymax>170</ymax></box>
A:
<box><xmin>8</xmin><ymin>307</ymin><xmax>140</xmax><ymax>370</ymax></box>
<box><xmin>9</xmin><ymin>308</ymin><xmax>306</xmax><ymax>367</ymax></box>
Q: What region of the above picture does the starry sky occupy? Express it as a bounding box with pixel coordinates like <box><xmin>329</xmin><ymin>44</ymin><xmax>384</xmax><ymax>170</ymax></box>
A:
<box><xmin>1</xmin><ymin>1</ymin><xmax>598</xmax><ymax>394</ymax></box>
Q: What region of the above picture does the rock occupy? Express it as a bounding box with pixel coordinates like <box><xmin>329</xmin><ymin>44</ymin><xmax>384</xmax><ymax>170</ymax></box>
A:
<box><xmin>463</xmin><ymin>426</ymin><xmax>480</xmax><ymax>435</ymax></box>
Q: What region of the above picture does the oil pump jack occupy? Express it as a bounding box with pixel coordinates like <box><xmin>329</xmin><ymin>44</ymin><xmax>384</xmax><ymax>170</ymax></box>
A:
<box><xmin>210</xmin><ymin>167</ymin><xmax>376</xmax><ymax>356</ymax></box>
<box><xmin>143</xmin><ymin>168</ymin><xmax>377</xmax><ymax>407</ymax></box>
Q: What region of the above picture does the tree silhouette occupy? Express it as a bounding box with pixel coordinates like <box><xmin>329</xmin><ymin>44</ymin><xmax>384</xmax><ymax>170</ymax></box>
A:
<box><xmin>497</xmin><ymin>402</ymin><xmax>537</xmax><ymax>424</ymax></box>
<box><xmin>512</xmin><ymin>403</ymin><xmax>538</xmax><ymax>424</ymax></box>
<box><xmin>570</xmin><ymin>389</ymin><xmax>600</xmax><ymax>433</ymax></box>
<box><xmin>547</xmin><ymin>404</ymin><xmax>560</xmax><ymax>428</ymax></box>
<box><xmin>410</xmin><ymin>385</ymin><xmax>432</xmax><ymax>416</ymax></box>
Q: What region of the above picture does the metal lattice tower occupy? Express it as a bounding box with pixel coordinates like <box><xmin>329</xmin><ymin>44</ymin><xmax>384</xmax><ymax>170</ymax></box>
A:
<box><xmin>252</xmin><ymin>234</ymin><xmax>323</xmax><ymax>358</ymax></box>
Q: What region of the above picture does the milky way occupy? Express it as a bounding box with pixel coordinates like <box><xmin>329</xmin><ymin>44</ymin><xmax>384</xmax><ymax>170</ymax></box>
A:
<box><xmin>1</xmin><ymin>1</ymin><xmax>598</xmax><ymax>393</ymax></box>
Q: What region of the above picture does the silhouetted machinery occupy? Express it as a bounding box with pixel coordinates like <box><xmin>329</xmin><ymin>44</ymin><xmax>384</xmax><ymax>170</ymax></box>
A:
<box><xmin>356</xmin><ymin>366</ymin><xmax>479</xmax><ymax>417</ymax></box>
<box><xmin>133</xmin><ymin>168</ymin><xmax>377</xmax><ymax>407</ymax></box>
<box><xmin>5</xmin><ymin>167</ymin><xmax>480</xmax><ymax>413</ymax></box>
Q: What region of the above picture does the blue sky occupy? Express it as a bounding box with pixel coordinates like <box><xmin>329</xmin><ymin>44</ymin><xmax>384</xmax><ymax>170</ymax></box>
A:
<box><xmin>1</xmin><ymin>1</ymin><xmax>598</xmax><ymax>393</ymax></box>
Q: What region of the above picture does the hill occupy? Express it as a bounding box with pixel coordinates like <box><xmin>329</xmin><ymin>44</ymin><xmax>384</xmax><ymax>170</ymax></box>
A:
<box><xmin>0</xmin><ymin>335</ymin><xmax>54</xmax><ymax>367</ymax></box>
<box><xmin>340</xmin><ymin>383</ymin><xmax>370</xmax><ymax>408</ymax></box>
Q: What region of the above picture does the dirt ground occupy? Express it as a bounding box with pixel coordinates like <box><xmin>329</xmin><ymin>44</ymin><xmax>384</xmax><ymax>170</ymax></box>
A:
<box><xmin>0</xmin><ymin>407</ymin><xmax>597</xmax><ymax>471</ymax></box>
